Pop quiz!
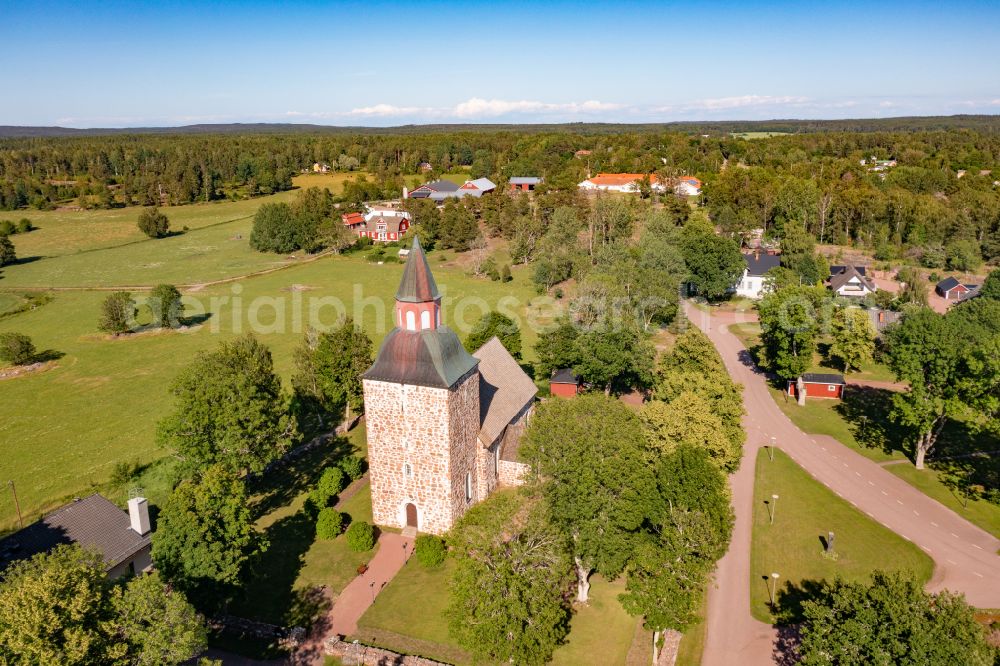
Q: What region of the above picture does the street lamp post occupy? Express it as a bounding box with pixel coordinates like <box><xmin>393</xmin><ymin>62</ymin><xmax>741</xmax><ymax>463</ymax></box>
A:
<box><xmin>8</xmin><ymin>480</ymin><xmax>23</xmax><ymax>529</ymax></box>
<box><xmin>768</xmin><ymin>437</ymin><xmax>776</xmax><ymax>461</ymax></box>
<box><xmin>770</xmin><ymin>494</ymin><xmax>779</xmax><ymax>525</ymax></box>
<box><xmin>369</xmin><ymin>580</ymin><xmax>375</xmax><ymax>604</ymax></box>
<box><xmin>769</xmin><ymin>572</ymin><xmax>780</xmax><ymax>609</ymax></box>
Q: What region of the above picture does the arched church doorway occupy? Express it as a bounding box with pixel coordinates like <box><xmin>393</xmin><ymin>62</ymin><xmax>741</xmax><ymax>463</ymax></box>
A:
<box><xmin>405</xmin><ymin>503</ymin><xmax>418</xmax><ymax>528</ymax></box>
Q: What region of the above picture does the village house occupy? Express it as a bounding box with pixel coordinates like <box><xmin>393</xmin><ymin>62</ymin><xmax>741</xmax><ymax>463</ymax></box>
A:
<box><xmin>733</xmin><ymin>250</ymin><xmax>780</xmax><ymax>299</ymax></box>
<box><xmin>574</xmin><ymin>149</ymin><xmax>592</xmax><ymax>159</ymax></box>
<box><xmin>829</xmin><ymin>265</ymin><xmax>877</xmax><ymax>298</ymax></box>
<box><xmin>577</xmin><ymin>173</ymin><xmax>666</xmax><ymax>193</ymax></box>
<box><xmin>418</xmin><ymin>162</ymin><xmax>433</xmax><ymax>172</ymax></box>
<box><xmin>312</xmin><ymin>162</ymin><xmax>331</xmax><ymax>173</ymax></box>
<box><xmin>0</xmin><ymin>494</ymin><xmax>152</xmax><ymax>579</ymax></box>
<box><xmin>936</xmin><ymin>276</ymin><xmax>978</xmax><ymax>301</ymax></box>
<box><xmin>674</xmin><ymin>176</ymin><xmax>703</xmax><ymax>196</ymax></box>
<box><xmin>787</xmin><ymin>373</ymin><xmax>846</xmax><ymax>402</ymax></box>
<box><xmin>509</xmin><ymin>176</ymin><xmax>542</xmax><ymax>192</ymax></box>
<box><xmin>361</xmin><ymin>237</ymin><xmax>536</xmax><ymax>535</ymax></box>
<box><xmin>342</xmin><ymin>205</ymin><xmax>412</xmax><ymax>243</ymax></box>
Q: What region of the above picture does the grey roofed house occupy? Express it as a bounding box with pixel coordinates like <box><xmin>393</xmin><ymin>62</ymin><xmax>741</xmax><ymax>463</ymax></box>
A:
<box><xmin>472</xmin><ymin>336</ymin><xmax>537</xmax><ymax>449</ymax></box>
<box><xmin>509</xmin><ymin>177</ymin><xmax>542</xmax><ymax>185</ymax></box>
<box><xmin>0</xmin><ymin>494</ymin><xmax>152</xmax><ymax>578</ymax></box>
<box><xmin>408</xmin><ymin>179</ymin><xmax>460</xmax><ymax>199</ymax></box>
<box><xmin>829</xmin><ymin>265</ymin><xmax>877</xmax><ymax>295</ymax></box>
<box><xmin>744</xmin><ymin>252</ymin><xmax>781</xmax><ymax>276</ymax></box>
<box><xmin>830</xmin><ymin>265</ymin><xmax>867</xmax><ymax>276</ymax></box>
<box><xmin>550</xmin><ymin>368</ymin><xmax>580</xmax><ymax>384</ymax></box>
<box><xmin>867</xmin><ymin>307</ymin><xmax>902</xmax><ymax>335</ymax></box>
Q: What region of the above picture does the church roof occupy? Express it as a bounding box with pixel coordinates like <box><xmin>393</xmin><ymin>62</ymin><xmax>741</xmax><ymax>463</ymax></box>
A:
<box><xmin>363</xmin><ymin>326</ymin><xmax>478</xmax><ymax>389</ymax></box>
<box><xmin>395</xmin><ymin>237</ymin><xmax>440</xmax><ymax>303</ymax></box>
<box><xmin>473</xmin><ymin>337</ymin><xmax>538</xmax><ymax>447</ymax></box>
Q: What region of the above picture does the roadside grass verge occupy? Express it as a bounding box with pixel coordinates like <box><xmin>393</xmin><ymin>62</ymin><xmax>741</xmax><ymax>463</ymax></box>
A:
<box><xmin>751</xmin><ymin>448</ymin><xmax>933</xmax><ymax>624</ymax></box>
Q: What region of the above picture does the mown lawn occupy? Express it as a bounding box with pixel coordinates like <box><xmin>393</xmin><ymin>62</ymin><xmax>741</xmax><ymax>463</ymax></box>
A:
<box><xmin>674</xmin><ymin>589</ymin><xmax>707</xmax><ymax>666</ymax></box>
<box><xmin>5</xmin><ymin>190</ymin><xmax>296</xmax><ymax>260</ymax></box>
<box><xmin>291</xmin><ymin>172</ymin><xmax>370</xmax><ymax>193</ymax></box>
<box><xmin>356</xmin><ymin>563</ymin><xmax>638</xmax><ymax>666</ymax></box>
<box><xmin>0</xmin><ymin>252</ymin><xmax>551</xmax><ymax>532</ymax></box>
<box><xmin>887</xmin><ymin>464</ymin><xmax>1000</xmax><ymax>540</ymax></box>
<box><xmin>750</xmin><ymin>448</ymin><xmax>934</xmax><ymax>623</ymax></box>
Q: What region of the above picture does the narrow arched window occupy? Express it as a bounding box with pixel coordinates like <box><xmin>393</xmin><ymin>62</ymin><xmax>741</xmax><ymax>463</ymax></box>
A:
<box><xmin>465</xmin><ymin>473</ymin><xmax>472</xmax><ymax>502</ymax></box>
<box><xmin>405</xmin><ymin>310</ymin><xmax>416</xmax><ymax>331</ymax></box>
<box><xmin>420</xmin><ymin>310</ymin><xmax>431</xmax><ymax>330</ymax></box>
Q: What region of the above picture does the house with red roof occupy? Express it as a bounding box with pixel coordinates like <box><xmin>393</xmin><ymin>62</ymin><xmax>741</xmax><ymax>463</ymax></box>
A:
<box><xmin>675</xmin><ymin>176</ymin><xmax>702</xmax><ymax>196</ymax></box>
<box><xmin>577</xmin><ymin>173</ymin><xmax>665</xmax><ymax>193</ymax></box>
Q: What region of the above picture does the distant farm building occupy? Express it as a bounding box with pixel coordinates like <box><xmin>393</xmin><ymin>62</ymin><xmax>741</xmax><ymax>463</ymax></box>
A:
<box><xmin>312</xmin><ymin>162</ymin><xmax>331</xmax><ymax>173</ymax></box>
<box><xmin>0</xmin><ymin>494</ymin><xmax>152</xmax><ymax>579</ymax></box>
<box><xmin>936</xmin><ymin>277</ymin><xmax>978</xmax><ymax>300</ymax></box>
<box><xmin>407</xmin><ymin>178</ymin><xmax>496</xmax><ymax>201</ymax></box>
<box><xmin>342</xmin><ymin>204</ymin><xmax>412</xmax><ymax>242</ymax></box>
<box><xmin>733</xmin><ymin>250</ymin><xmax>780</xmax><ymax>299</ymax></box>
<box><xmin>549</xmin><ymin>368</ymin><xmax>581</xmax><ymax>398</ymax></box>
<box><xmin>509</xmin><ymin>177</ymin><xmax>542</xmax><ymax>192</ymax></box>
<box><xmin>787</xmin><ymin>373</ymin><xmax>846</xmax><ymax>401</ymax></box>
<box><xmin>577</xmin><ymin>173</ymin><xmax>665</xmax><ymax>193</ymax></box>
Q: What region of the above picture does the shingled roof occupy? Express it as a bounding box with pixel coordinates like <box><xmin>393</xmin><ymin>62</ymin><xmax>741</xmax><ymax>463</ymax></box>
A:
<box><xmin>0</xmin><ymin>494</ymin><xmax>150</xmax><ymax>573</ymax></box>
<box><xmin>363</xmin><ymin>326</ymin><xmax>478</xmax><ymax>389</ymax></box>
<box><xmin>395</xmin><ymin>237</ymin><xmax>440</xmax><ymax>303</ymax></box>
<box><xmin>473</xmin><ymin>337</ymin><xmax>537</xmax><ymax>448</ymax></box>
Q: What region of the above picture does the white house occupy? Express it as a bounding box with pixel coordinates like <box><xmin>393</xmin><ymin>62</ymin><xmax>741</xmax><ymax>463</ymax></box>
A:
<box><xmin>674</xmin><ymin>176</ymin><xmax>702</xmax><ymax>196</ymax></box>
<box><xmin>578</xmin><ymin>173</ymin><xmax>665</xmax><ymax>193</ymax></box>
<box><xmin>733</xmin><ymin>251</ymin><xmax>781</xmax><ymax>299</ymax></box>
<box><xmin>829</xmin><ymin>266</ymin><xmax>877</xmax><ymax>298</ymax></box>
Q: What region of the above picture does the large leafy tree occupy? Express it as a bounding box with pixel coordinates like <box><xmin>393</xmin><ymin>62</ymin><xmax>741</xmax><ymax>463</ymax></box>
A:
<box><xmin>292</xmin><ymin>319</ymin><xmax>373</xmax><ymax>433</ymax></box>
<box><xmin>99</xmin><ymin>291</ymin><xmax>136</xmax><ymax>336</ymax></box>
<box><xmin>640</xmin><ymin>393</ymin><xmax>741</xmax><ymax>472</ymax></box>
<box><xmin>0</xmin><ymin>331</ymin><xmax>36</xmax><ymax>365</ymax></box>
<box><xmin>574</xmin><ymin>326</ymin><xmax>655</xmax><ymax>395</ymax></box>
<box><xmin>463</xmin><ymin>310</ymin><xmax>522</xmax><ymax>359</ymax></box>
<box><xmin>0</xmin><ymin>234</ymin><xmax>15</xmax><ymax>266</ymax></box>
<box><xmin>829</xmin><ymin>307</ymin><xmax>877</xmax><ymax>372</ymax></box>
<box><xmin>148</xmin><ymin>284</ymin><xmax>183</xmax><ymax>328</ymax></box>
<box><xmin>680</xmin><ymin>228</ymin><xmax>745</xmax><ymax>300</ymax></box>
<box><xmin>249</xmin><ymin>202</ymin><xmax>300</xmax><ymax>253</ymax></box>
<box><xmin>534</xmin><ymin>317</ymin><xmax>580</xmax><ymax>379</ymax></box>
<box><xmin>884</xmin><ymin>309</ymin><xmax>965</xmax><ymax>469</ymax></box>
<box><xmin>448</xmin><ymin>494</ymin><xmax>572</xmax><ymax>665</ymax></box>
<box><xmin>158</xmin><ymin>333</ymin><xmax>297</xmax><ymax>475</ymax></box>
<box><xmin>0</xmin><ymin>545</ymin><xmax>205</xmax><ymax>666</ymax></box>
<box><xmin>797</xmin><ymin>571</ymin><xmax>993</xmax><ymax>666</ymax></box>
<box><xmin>137</xmin><ymin>207</ymin><xmax>170</xmax><ymax>238</ymax></box>
<box><xmin>980</xmin><ymin>267</ymin><xmax>1000</xmax><ymax>300</ymax></box>
<box><xmin>757</xmin><ymin>285</ymin><xmax>830</xmax><ymax>380</ymax></box>
<box><xmin>521</xmin><ymin>394</ymin><xmax>654</xmax><ymax>602</ymax></box>
<box><xmin>152</xmin><ymin>464</ymin><xmax>266</xmax><ymax>609</ymax></box>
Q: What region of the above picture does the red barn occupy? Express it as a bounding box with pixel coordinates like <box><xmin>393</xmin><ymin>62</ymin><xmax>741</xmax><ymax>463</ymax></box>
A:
<box><xmin>549</xmin><ymin>368</ymin><xmax>581</xmax><ymax>398</ymax></box>
<box><xmin>787</xmin><ymin>373</ymin><xmax>846</xmax><ymax>400</ymax></box>
<box><xmin>936</xmin><ymin>277</ymin><xmax>976</xmax><ymax>300</ymax></box>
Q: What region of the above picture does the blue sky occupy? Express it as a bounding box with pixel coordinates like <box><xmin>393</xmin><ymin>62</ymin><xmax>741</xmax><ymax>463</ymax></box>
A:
<box><xmin>1</xmin><ymin>0</ymin><xmax>998</xmax><ymax>127</ymax></box>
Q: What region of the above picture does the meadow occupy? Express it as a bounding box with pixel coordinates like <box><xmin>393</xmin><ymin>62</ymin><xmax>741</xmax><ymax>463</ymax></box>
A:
<box><xmin>0</xmin><ymin>200</ymin><xmax>552</xmax><ymax>531</ymax></box>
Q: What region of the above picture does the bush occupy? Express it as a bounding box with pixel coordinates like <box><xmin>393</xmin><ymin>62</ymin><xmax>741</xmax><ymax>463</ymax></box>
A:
<box><xmin>306</xmin><ymin>467</ymin><xmax>346</xmax><ymax>516</ymax></box>
<box><xmin>0</xmin><ymin>332</ymin><xmax>36</xmax><ymax>365</ymax></box>
<box><xmin>16</xmin><ymin>218</ymin><xmax>32</xmax><ymax>233</ymax></box>
<box><xmin>346</xmin><ymin>521</ymin><xmax>376</xmax><ymax>552</ymax></box>
<box><xmin>0</xmin><ymin>235</ymin><xmax>15</xmax><ymax>267</ymax></box>
<box><xmin>315</xmin><ymin>508</ymin><xmax>344</xmax><ymax>539</ymax></box>
<box><xmin>500</xmin><ymin>264</ymin><xmax>512</xmax><ymax>283</ymax></box>
<box><xmin>338</xmin><ymin>455</ymin><xmax>366</xmax><ymax>481</ymax></box>
<box><xmin>0</xmin><ymin>220</ymin><xmax>14</xmax><ymax>236</ymax></box>
<box><xmin>414</xmin><ymin>535</ymin><xmax>446</xmax><ymax>567</ymax></box>
<box><xmin>137</xmin><ymin>207</ymin><xmax>170</xmax><ymax>238</ymax></box>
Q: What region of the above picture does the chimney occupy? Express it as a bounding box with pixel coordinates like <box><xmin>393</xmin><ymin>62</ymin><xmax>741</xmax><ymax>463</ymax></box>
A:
<box><xmin>754</xmin><ymin>249</ymin><xmax>760</xmax><ymax>260</ymax></box>
<box><xmin>402</xmin><ymin>186</ymin><xmax>409</xmax><ymax>199</ymax></box>
<box><xmin>128</xmin><ymin>497</ymin><xmax>151</xmax><ymax>536</ymax></box>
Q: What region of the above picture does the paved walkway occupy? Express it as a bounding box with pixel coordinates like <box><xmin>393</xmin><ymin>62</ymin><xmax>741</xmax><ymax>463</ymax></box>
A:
<box><xmin>328</xmin><ymin>532</ymin><xmax>412</xmax><ymax>637</ymax></box>
<box><xmin>683</xmin><ymin>302</ymin><xmax>1000</xmax><ymax>666</ymax></box>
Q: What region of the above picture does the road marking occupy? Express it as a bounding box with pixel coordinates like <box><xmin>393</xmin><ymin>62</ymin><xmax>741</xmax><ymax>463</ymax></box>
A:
<box><xmin>948</xmin><ymin>559</ymin><xmax>958</xmax><ymax>565</ymax></box>
<box><xmin>921</xmin><ymin>546</ymin><xmax>932</xmax><ymax>553</ymax></box>
<box><xmin>896</xmin><ymin>500</ymin><xmax>903</xmax><ymax>505</ymax></box>
<box><xmin>821</xmin><ymin>446</ymin><xmax>827</xmax><ymax>451</ymax></box>
<box><xmin>881</xmin><ymin>491</ymin><xmax>889</xmax><ymax>496</ymax></box>
<box><xmin>973</xmin><ymin>572</ymin><xmax>984</xmax><ymax>578</ymax></box>
<box><xmin>868</xmin><ymin>481</ymin><xmax>875</xmax><ymax>486</ymax></box>
<box><xmin>930</xmin><ymin>522</ymin><xmax>939</xmax><ymax>527</ymax></box>
<box><xmin>913</xmin><ymin>510</ymin><xmax>919</xmax><ymax>516</ymax></box>
<box><xmin>855</xmin><ymin>472</ymin><xmax>861</xmax><ymax>477</ymax></box>
<box><xmin>951</xmin><ymin>533</ymin><xmax>960</xmax><ymax>538</ymax></box>
<box><xmin>973</xmin><ymin>544</ymin><xmax>983</xmax><ymax>550</ymax></box>
<box><xmin>842</xmin><ymin>462</ymin><xmax>849</xmax><ymax>468</ymax></box>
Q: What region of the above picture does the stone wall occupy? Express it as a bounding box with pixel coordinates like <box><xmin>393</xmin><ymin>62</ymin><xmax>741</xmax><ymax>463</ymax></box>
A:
<box><xmin>325</xmin><ymin>637</ymin><xmax>449</xmax><ymax>666</ymax></box>
<box><xmin>498</xmin><ymin>460</ymin><xmax>529</xmax><ymax>487</ymax></box>
<box><xmin>363</xmin><ymin>369</ymin><xmax>480</xmax><ymax>536</ymax></box>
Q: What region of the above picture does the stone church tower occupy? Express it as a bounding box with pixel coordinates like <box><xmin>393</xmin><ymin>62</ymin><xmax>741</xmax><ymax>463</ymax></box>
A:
<box><xmin>362</xmin><ymin>237</ymin><xmax>484</xmax><ymax>535</ymax></box>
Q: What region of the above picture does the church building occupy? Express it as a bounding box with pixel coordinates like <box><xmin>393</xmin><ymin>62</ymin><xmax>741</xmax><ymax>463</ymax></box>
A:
<box><xmin>362</xmin><ymin>238</ymin><xmax>536</xmax><ymax>535</ymax></box>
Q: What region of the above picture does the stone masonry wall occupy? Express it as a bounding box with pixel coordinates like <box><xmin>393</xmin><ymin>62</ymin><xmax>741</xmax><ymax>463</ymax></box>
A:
<box><xmin>363</xmin><ymin>369</ymin><xmax>480</xmax><ymax>535</ymax></box>
<box><xmin>498</xmin><ymin>460</ymin><xmax>529</xmax><ymax>487</ymax></box>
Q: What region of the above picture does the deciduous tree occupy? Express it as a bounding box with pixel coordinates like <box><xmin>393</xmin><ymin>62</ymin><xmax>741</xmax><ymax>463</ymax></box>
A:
<box><xmin>829</xmin><ymin>307</ymin><xmax>877</xmax><ymax>372</ymax></box>
<box><xmin>758</xmin><ymin>285</ymin><xmax>830</xmax><ymax>380</ymax></box>
<box><xmin>137</xmin><ymin>207</ymin><xmax>170</xmax><ymax>238</ymax></box>
<box><xmin>464</xmin><ymin>310</ymin><xmax>521</xmax><ymax>358</ymax></box>
<box><xmin>681</xmin><ymin>229</ymin><xmax>744</xmax><ymax>301</ymax></box>
<box><xmin>99</xmin><ymin>291</ymin><xmax>137</xmax><ymax>336</ymax></box>
<box><xmin>0</xmin><ymin>331</ymin><xmax>36</xmax><ymax>365</ymax></box>
<box><xmin>149</xmin><ymin>284</ymin><xmax>183</xmax><ymax>328</ymax></box>
<box><xmin>0</xmin><ymin>235</ymin><xmax>15</xmax><ymax>266</ymax></box>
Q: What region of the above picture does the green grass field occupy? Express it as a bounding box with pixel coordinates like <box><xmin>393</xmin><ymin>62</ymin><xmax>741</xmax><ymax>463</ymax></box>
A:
<box><xmin>5</xmin><ymin>191</ymin><xmax>297</xmax><ymax>260</ymax></box>
<box><xmin>356</xmin><ymin>564</ymin><xmax>637</xmax><ymax>666</ymax></box>
<box><xmin>731</xmin><ymin>131</ymin><xmax>792</xmax><ymax>139</ymax></box>
<box><xmin>0</xmin><ymin>249</ymin><xmax>549</xmax><ymax>532</ymax></box>
<box><xmin>291</xmin><ymin>172</ymin><xmax>370</xmax><ymax>193</ymax></box>
<box><xmin>750</xmin><ymin>448</ymin><xmax>934</xmax><ymax>623</ymax></box>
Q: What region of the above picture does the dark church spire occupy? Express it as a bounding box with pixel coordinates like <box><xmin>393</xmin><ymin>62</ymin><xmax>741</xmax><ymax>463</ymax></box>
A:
<box><xmin>395</xmin><ymin>236</ymin><xmax>440</xmax><ymax>303</ymax></box>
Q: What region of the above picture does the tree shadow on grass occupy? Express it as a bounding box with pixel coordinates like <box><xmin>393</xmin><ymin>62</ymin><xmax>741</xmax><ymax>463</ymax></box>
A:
<box><xmin>32</xmin><ymin>349</ymin><xmax>64</xmax><ymax>363</ymax></box>
<box><xmin>773</xmin><ymin>578</ymin><xmax>827</xmax><ymax>626</ymax></box>
<box><xmin>836</xmin><ymin>386</ymin><xmax>911</xmax><ymax>457</ymax></box>
<box><xmin>249</xmin><ymin>434</ymin><xmax>357</xmax><ymax>518</ymax></box>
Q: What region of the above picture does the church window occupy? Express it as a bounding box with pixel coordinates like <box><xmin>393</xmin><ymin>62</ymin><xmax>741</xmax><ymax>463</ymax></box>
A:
<box><xmin>420</xmin><ymin>310</ymin><xmax>431</xmax><ymax>330</ymax></box>
<box><xmin>493</xmin><ymin>446</ymin><xmax>499</xmax><ymax>476</ymax></box>
<box><xmin>404</xmin><ymin>462</ymin><xmax>412</xmax><ymax>477</ymax></box>
<box><xmin>405</xmin><ymin>310</ymin><xmax>416</xmax><ymax>330</ymax></box>
<box><xmin>465</xmin><ymin>473</ymin><xmax>472</xmax><ymax>502</ymax></box>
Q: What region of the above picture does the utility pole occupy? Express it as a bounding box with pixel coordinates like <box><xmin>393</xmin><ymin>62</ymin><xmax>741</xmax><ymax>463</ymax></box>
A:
<box><xmin>8</xmin><ymin>480</ymin><xmax>23</xmax><ymax>529</ymax></box>
<box><xmin>769</xmin><ymin>572</ymin><xmax>780</xmax><ymax>609</ymax></box>
<box><xmin>770</xmin><ymin>494</ymin><xmax>779</xmax><ymax>525</ymax></box>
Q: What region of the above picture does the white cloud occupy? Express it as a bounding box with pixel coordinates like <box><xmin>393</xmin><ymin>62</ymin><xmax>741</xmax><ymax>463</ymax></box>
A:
<box><xmin>451</xmin><ymin>97</ymin><xmax>622</xmax><ymax>118</ymax></box>
<box><xmin>345</xmin><ymin>104</ymin><xmax>431</xmax><ymax>117</ymax></box>
<box><xmin>691</xmin><ymin>95</ymin><xmax>811</xmax><ymax>110</ymax></box>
